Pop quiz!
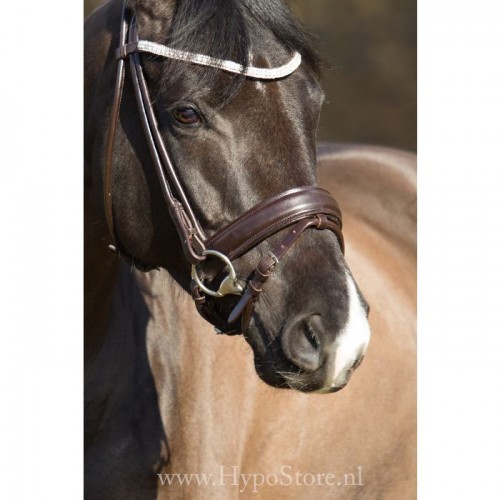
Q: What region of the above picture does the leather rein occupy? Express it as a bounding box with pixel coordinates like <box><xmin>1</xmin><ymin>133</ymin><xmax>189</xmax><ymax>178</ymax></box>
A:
<box><xmin>104</xmin><ymin>4</ymin><xmax>345</xmax><ymax>335</ymax></box>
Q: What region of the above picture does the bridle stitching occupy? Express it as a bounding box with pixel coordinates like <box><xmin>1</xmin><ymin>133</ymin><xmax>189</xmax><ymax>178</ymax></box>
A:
<box><xmin>207</xmin><ymin>186</ymin><xmax>322</xmax><ymax>245</ymax></box>
<box><xmin>227</xmin><ymin>211</ymin><xmax>340</xmax><ymax>260</ymax></box>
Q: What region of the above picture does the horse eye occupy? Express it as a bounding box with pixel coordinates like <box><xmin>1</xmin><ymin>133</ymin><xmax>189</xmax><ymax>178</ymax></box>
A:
<box><xmin>172</xmin><ymin>107</ymin><xmax>202</xmax><ymax>126</ymax></box>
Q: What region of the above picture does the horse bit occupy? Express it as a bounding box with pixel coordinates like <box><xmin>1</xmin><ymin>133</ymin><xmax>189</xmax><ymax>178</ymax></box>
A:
<box><xmin>104</xmin><ymin>3</ymin><xmax>345</xmax><ymax>335</ymax></box>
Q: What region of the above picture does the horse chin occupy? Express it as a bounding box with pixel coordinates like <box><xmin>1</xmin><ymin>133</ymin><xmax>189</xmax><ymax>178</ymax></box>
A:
<box><xmin>252</xmin><ymin>357</ymin><xmax>353</xmax><ymax>394</ymax></box>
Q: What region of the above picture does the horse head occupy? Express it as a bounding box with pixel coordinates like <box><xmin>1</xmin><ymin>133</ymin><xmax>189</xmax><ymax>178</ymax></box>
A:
<box><xmin>90</xmin><ymin>0</ymin><xmax>370</xmax><ymax>392</ymax></box>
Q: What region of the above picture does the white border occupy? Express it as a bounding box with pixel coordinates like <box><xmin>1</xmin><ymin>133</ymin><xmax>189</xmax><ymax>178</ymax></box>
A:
<box><xmin>419</xmin><ymin>0</ymin><xmax>500</xmax><ymax>498</ymax></box>
<box><xmin>1</xmin><ymin>0</ymin><xmax>499</xmax><ymax>498</ymax></box>
<box><xmin>0</xmin><ymin>1</ymin><xmax>82</xmax><ymax>498</ymax></box>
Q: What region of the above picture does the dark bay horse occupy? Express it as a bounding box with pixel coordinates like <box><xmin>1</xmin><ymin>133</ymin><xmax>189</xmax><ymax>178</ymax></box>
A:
<box><xmin>85</xmin><ymin>0</ymin><xmax>416</xmax><ymax>498</ymax></box>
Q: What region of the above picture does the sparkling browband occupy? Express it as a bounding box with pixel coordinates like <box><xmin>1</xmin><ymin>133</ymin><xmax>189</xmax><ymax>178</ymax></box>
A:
<box><xmin>134</xmin><ymin>40</ymin><xmax>302</xmax><ymax>79</ymax></box>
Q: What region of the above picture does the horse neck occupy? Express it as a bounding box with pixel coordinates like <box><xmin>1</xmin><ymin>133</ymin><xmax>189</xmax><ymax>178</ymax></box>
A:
<box><xmin>136</xmin><ymin>270</ymin><xmax>261</xmax><ymax>451</ymax></box>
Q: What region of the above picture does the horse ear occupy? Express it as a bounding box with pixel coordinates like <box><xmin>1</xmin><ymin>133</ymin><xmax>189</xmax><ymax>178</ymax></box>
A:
<box><xmin>126</xmin><ymin>0</ymin><xmax>176</xmax><ymax>41</ymax></box>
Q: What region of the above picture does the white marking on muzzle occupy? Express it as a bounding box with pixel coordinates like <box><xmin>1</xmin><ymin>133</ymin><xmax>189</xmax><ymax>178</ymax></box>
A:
<box><xmin>328</xmin><ymin>273</ymin><xmax>371</xmax><ymax>389</ymax></box>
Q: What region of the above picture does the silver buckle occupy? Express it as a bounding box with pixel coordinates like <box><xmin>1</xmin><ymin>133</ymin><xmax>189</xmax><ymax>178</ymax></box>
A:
<box><xmin>191</xmin><ymin>250</ymin><xmax>244</xmax><ymax>298</ymax></box>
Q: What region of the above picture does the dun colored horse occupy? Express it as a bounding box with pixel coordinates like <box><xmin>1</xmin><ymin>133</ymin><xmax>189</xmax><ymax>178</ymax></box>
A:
<box><xmin>85</xmin><ymin>0</ymin><xmax>416</xmax><ymax>498</ymax></box>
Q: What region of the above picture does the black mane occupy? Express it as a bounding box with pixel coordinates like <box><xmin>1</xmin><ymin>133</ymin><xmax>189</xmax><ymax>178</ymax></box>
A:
<box><xmin>132</xmin><ymin>0</ymin><xmax>321</xmax><ymax>101</ymax></box>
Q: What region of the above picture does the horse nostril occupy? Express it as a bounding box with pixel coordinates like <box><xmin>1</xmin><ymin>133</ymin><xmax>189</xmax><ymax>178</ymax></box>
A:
<box><xmin>281</xmin><ymin>315</ymin><xmax>324</xmax><ymax>372</ymax></box>
<box><xmin>304</xmin><ymin>321</ymin><xmax>320</xmax><ymax>350</ymax></box>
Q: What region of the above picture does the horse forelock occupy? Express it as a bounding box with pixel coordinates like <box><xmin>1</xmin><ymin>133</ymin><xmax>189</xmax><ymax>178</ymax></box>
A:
<box><xmin>127</xmin><ymin>0</ymin><xmax>322</xmax><ymax>103</ymax></box>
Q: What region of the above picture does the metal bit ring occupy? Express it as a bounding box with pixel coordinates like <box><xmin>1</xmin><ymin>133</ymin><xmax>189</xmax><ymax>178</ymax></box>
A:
<box><xmin>191</xmin><ymin>250</ymin><xmax>244</xmax><ymax>298</ymax></box>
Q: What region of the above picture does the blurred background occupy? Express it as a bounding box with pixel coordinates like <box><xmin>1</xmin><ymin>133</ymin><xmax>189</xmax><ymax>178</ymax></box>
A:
<box><xmin>85</xmin><ymin>0</ymin><xmax>416</xmax><ymax>152</ymax></box>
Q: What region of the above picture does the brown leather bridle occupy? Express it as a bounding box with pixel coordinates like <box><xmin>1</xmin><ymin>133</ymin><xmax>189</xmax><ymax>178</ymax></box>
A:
<box><xmin>104</xmin><ymin>4</ymin><xmax>344</xmax><ymax>335</ymax></box>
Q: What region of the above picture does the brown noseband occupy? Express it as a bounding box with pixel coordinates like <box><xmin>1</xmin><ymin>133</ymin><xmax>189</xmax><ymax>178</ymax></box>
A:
<box><xmin>104</xmin><ymin>4</ymin><xmax>344</xmax><ymax>335</ymax></box>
